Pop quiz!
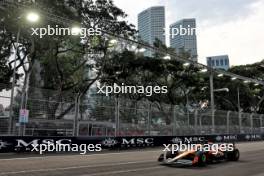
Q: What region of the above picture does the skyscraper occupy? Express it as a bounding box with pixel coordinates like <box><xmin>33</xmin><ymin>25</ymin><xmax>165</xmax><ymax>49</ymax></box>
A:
<box><xmin>138</xmin><ymin>6</ymin><xmax>165</xmax><ymax>57</ymax></box>
<box><xmin>170</xmin><ymin>19</ymin><xmax>198</xmax><ymax>62</ymax></box>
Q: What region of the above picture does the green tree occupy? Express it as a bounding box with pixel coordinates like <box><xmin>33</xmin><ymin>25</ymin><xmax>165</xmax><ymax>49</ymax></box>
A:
<box><xmin>100</xmin><ymin>39</ymin><xmax>207</xmax><ymax>124</ymax></box>
<box><xmin>0</xmin><ymin>0</ymin><xmax>136</xmax><ymax>119</ymax></box>
<box><xmin>214</xmin><ymin>60</ymin><xmax>264</xmax><ymax>113</ymax></box>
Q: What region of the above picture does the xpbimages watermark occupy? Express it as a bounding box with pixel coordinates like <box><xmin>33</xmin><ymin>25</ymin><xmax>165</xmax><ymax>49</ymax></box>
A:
<box><xmin>97</xmin><ymin>83</ymin><xmax>168</xmax><ymax>96</ymax></box>
<box><xmin>31</xmin><ymin>141</ymin><xmax>102</xmax><ymax>154</ymax></box>
<box><xmin>30</xmin><ymin>25</ymin><xmax>102</xmax><ymax>38</ymax></box>
<box><xmin>164</xmin><ymin>25</ymin><xmax>197</xmax><ymax>38</ymax></box>
<box><xmin>163</xmin><ymin>142</ymin><xmax>234</xmax><ymax>154</ymax></box>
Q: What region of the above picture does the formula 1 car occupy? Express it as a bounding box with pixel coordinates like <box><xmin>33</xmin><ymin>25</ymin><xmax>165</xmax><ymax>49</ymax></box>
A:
<box><xmin>158</xmin><ymin>143</ymin><xmax>240</xmax><ymax>166</ymax></box>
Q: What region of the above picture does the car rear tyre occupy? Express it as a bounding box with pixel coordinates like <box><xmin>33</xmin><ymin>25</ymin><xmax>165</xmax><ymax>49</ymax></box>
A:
<box><xmin>227</xmin><ymin>149</ymin><xmax>240</xmax><ymax>161</ymax></box>
<box><xmin>196</xmin><ymin>152</ymin><xmax>207</xmax><ymax>167</ymax></box>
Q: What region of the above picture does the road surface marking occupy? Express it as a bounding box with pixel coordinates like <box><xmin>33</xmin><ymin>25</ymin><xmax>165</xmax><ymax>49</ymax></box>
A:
<box><xmin>0</xmin><ymin>150</ymin><xmax>160</xmax><ymax>161</ymax></box>
<box><xmin>80</xmin><ymin>166</ymin><xmax>164</xmax><ymax>176</ymax></box>
<box><xmin>0</xmin><ymin>160</ymin><xmax>154</xmax><ymax>175</ymax></box>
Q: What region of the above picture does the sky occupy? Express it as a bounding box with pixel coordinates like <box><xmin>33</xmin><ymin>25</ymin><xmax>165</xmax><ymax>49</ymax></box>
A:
<box><xmin>114</xmin><ymin>0</ymin><xmax>264</xmax><ymax>66</ymax></box>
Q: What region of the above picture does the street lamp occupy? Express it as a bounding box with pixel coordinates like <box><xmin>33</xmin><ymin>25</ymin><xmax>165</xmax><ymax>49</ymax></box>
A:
<box><xmin>8</xmin><ymin>11</ymin><xmax>39</xmax><ymax>135</ymax></box>
<box><xmin>202</xmin><ymin>87</ymin><xmax>229</xmax><ymax>92</ymax></box>
<box><xmin>108</xmin><ymin>39</ymin><xmax>118</xmax><ymax>48</ymax></box>
<box><xmin>109</xmin><ymin>39</ymin><xmax>118</xmax><ymax>45</ymax></box>
<box><xmin>200</xmin><ymin>68</ymin><xmax>208</xmax><ymax>73</ymax></box>
<box><xmin>217</xmin><ymin>73</ymin><xmax>224</xmax><ymax>77</ymax></box>
<box><xmin>130</xmin><ymin>45</ymin><xmax>137</xmax><ymax>51</ymax></box>
<box><xmin>138</xmin><ymin>48</ymin><xmax>146</xmax><ymax>53</ymax></box>
<box><xmin>214</xmin><ymin>88</ymin><xmax>229</xmax><ymax>92</ymax></box>
<box><xmin>26</xmin><ymin>12</ymin><xmax>40</xmax><ymax>23</ymax></box>
<box><xmin>71</xmin><ymin>26</ymin><xmax>82</xmax><ymax>35</ymax></box>
<box><xmin>163</xmin><ymin>55</ymin><xmax>171</xmax><ymax>60</ymax></box>
<box><xmin>183</xmin><ymin>62</ymin><xmax>190</xmax><ymax>67</ymax></box>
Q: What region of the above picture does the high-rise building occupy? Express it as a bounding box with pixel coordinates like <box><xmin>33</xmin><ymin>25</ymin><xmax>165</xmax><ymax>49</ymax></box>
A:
<box><xmin>206</xmin><ymin>55</ymin><xmax>230</xmax><ymax>70</ymax></box>
<box><xmin>169</xmin><ymin>19</ymin><xmax>197</xmax><ymax>62</ymax></box>
<box><xmin>138</xmin><ymin>6</ymin><xmax>165</xmax><ymax>57</ymax></box>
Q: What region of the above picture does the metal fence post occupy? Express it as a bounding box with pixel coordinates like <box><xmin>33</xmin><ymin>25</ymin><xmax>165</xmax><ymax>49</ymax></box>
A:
<box><xmin>172</xmin><ymin>105</ymin><xmax>176</xmax><ymax>135</ymax></box>
<box><xmin>211</xmin><ymin>109</ymin><xmax>216</xmax><ymax>134</ymax></box>
<box><xmin>114</xmin><ymin>97</ymin><xmax>120</xmax><ymax>137</ymax></box>
<box><xmin>238</xmin><ymin>111</ymin><xmax>242</xmax><ymax>133</ymax></box>
<box><xmin>199</xmin><ymin>112</ymin><xmax>202</xmax><ymax>133</ymax></box>
<box><xmin>194</xmin><ymin>110</ymin><xmax>198</xmax><ymax>135</ymax></box>
<box><xmin>73</xmin><ymin>95</ymin><xmax>79</xmax><ymax>136</ymax></box>
<box><xmin>226</xmin><ymin>111</ymin><xmax>231</xmax><ymax>134</ymax></box>
<box><xmin>147</xmin><ymin>101</ymin><xmax>151</xmax><ymax>136</ymax></box>
<box><xmin>250</xmin><ymin>113</ymin><xmax>254</xmax><ymax>133</ymax></box>
<box><xmin>260</xmin><ymin>115</ymin><xmax>263</xmax><ymax>133</ymax></box>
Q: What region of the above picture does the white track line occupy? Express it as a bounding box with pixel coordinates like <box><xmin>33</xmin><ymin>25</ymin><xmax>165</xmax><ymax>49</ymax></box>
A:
<box><xmin>1</xmin><ymin>142</ymin><xmax>263</xmax><ymax>161</ymax></box>
<box><xmin>0</xmin><ymin>160</ymin><xmax>154</xmax><ymax>175</ymax></box>
<box><xmin>80</xmin><ymin>166</ymin><xmax>164</xmax><ymax>176</ymax></box>
<box><xmin>0</xmin><ymin>150</ymin><xmax>160</xmax><ymax>161</ymax></box>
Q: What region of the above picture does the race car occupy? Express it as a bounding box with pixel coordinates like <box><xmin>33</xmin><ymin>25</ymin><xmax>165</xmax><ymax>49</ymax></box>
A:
<box><xmin>158</xmin><ymin>143</ymin><xmax>240</xmax><ymax>166</ymax></box>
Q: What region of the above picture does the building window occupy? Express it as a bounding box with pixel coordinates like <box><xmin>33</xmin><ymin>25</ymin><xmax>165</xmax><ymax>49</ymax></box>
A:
<box><xmin>220</xmin><ymin>59</ymin><xmax>224</xmax><ymax>66</ymax></box>
<box><xmin>216</xmin><ymin>60</ymin><xmax>219</xmax><ymax>66</ymax></box>
<box><xmin>207</xmin><ymin>60</ymin><xmax>211</xmax><ymax>67</ymax></box>
<box><xmin>225</xmin><ymin>59</ymin><xmax>229</xmax><ymax>65</ymax></box>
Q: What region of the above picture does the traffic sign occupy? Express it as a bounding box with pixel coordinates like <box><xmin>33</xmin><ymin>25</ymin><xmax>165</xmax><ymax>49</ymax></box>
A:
<box><xmin>19</xmin><ymin>109</ymin><xmax>29</xmax><ymax>123</ymax></box>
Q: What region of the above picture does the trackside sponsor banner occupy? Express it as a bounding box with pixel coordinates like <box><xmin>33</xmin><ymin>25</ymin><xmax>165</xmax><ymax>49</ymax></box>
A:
<box><xmin>0</xmin><ymin>134</ymin><xmax>263</xmax><ymax>153</ymax></box>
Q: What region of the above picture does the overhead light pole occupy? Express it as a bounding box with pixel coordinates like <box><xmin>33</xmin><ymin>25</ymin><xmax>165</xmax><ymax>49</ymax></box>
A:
<box><xmin>8</xmin><ymin>12</ymin><xmax>39</xmax><ymax>135</ymax></box>
<box><xmin>208</xmin><ymin>57</ymin><xmax>230</xmax><ymax>134</ymax></box>
<box><xmin>209</xmin><ymin>68</ymin><xmax>215</xmax><ymax>134</ymax></box>
<box><xmin>237</xmin><ymin>87</ymin><xmax>242</xmax><ymax>133</ymax></box>
<box><xmin>8</xmin><ymin>27</ymin><xmax>21</xmax><ymax>135</ymax></box>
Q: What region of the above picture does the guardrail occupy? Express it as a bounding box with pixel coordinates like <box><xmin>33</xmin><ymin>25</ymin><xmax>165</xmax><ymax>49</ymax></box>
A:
<box><xmin>0</xmin><ymin>133</ymin><xmax>263</xmax><ymax>153</ymax></box>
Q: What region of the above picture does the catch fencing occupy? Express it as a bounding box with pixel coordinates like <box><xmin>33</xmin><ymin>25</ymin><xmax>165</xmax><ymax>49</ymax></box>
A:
<box><xmin>0</xmin><ymin>83</ymin><xmax>263</xmax><ymax>136</ymax></box>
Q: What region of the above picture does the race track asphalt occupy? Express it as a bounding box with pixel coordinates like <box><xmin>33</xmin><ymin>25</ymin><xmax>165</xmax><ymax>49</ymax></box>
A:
<box><xmin>0</xmin><ymin>142</ymin><xmax>263</xmax><ymax>176</ymax></box>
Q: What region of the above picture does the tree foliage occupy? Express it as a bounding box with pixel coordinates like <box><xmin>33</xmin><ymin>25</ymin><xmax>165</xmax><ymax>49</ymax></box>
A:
<box><xmin>0</xmin><ymin>0</ymin><xmax>136</xmax><ymax>119</ymax></box>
